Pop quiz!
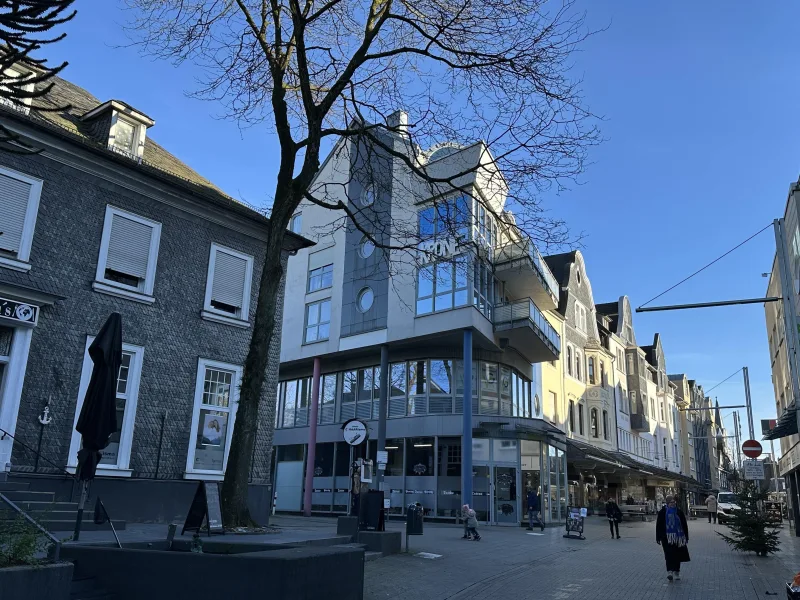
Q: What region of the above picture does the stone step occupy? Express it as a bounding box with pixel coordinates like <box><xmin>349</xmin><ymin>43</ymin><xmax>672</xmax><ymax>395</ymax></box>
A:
<box><xmin>365</xmin><ymin>551</ymin><xmax>383</xmax><ymax>562</ymax></box>
<box><xmin>13</xmin><ymin>501</ymin><xmax>79</xmax><ymax>511</ymax></box>
<box><xmin>0</xmin><ymin>481</ymin><xmax>30</xmax><ymax>492</ymax></box>
<box><xmin>43</xmin><ymin>519</ymin><xmax>127</xmax><ymax>532</ymax></box>
<box><xmin>0</xmin><ymin>490</ymin><xmax>56</xmax><ymax>502</ymax></box>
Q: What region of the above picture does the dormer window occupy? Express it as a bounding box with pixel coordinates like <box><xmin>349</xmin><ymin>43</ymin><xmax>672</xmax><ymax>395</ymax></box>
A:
<box><xmin>0</xmin><ymin>66</ymin><xmax>35</xmax><ymax>115</ymax></box>
<box><xmin>112</xmin><ymin>118</ymin><xmax>137</xmax><ymax>155</ymax></box>
<box><xmin>81</xmin><ymin>100</ymin><xmax>155</xmax><ymax>162</ymax></box>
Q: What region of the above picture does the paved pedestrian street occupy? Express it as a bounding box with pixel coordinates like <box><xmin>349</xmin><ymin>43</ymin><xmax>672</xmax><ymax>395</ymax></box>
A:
<box><xmin>365</xmin><ymin>516</ymin><xmax>800</xmax><ymax>600</ymax></box>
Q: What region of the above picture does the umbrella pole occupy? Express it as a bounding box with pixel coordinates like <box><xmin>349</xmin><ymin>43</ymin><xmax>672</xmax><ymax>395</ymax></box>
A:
<box><xmin>74</xmin><ymin>480</ymin><xmax>88</xmax><ymax>541</ymax></box>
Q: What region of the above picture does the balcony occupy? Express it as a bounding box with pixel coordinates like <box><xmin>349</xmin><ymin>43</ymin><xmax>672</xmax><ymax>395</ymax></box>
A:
<box><xmin>494</xmin><ymin>239</ymin><xmax>559</xmax><ymax>311</ymax></box>
<box><xmin>493</xmin><ymin>298</ymin><xmax>560</xmax><ymax>363</ymax></box>
<box><xmin>630</xmin><ymin>413</ymin><xmax>651</xmax><ymax>433</ymax></box>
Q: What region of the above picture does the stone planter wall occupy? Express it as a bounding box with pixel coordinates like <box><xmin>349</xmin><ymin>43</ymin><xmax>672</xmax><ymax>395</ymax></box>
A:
<box><xmin>0</xmin><ymin>562</ymin><xmax>74</xmax><ymax>600</ymax></box>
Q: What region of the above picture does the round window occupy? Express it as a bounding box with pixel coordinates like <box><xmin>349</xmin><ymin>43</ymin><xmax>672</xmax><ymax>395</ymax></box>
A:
<box><xmin>360</xmin><ymin>237</ymin><xmax>375</xmax><ymax>258</ymax></box>
<box><xmin>357</xmin><ymin>287</ymin><xmax>374</xmax><ymax>312</ymax></box>
<box><xmin>361</xmin><ymin>185</ymin><xmax>375</xmax><ymax>206</ymax></box>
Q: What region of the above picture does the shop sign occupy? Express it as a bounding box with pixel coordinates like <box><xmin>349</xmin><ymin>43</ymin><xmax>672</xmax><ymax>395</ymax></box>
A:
<box><xmin>342</xmin><ymin>419</ymin><xmax>368</xmax><ymax>445</ymax></box>
<box><xmin>0</xmin><ymin>297</ymin><xmax>38</xmax><ymax>326</ymax></box>
<box><xmin>419</xmin><ymin>237</ymin><xmax>457</xmax><ymax>260</ymax></box>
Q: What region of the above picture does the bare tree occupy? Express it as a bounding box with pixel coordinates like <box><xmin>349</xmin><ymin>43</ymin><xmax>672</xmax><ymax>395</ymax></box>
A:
<box><xmin>125</xmin><ymin>0</ymin><xmax>600</xmax><ymax>526</ymax></box>
<box><xmin>0</xmin><ymin>0</ymin><xmax>76</xmax><ymax>152</ymax></box>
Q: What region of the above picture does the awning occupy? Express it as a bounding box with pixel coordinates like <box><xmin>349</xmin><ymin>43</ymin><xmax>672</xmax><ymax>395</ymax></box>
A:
<box><xmin>763</xmin><ymin>403</ymin><xmax>797</xmax><ymax>440</ymax></box>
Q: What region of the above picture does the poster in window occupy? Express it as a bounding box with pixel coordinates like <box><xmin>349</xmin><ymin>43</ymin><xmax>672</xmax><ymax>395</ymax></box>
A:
<box><xmin>202</xmin><ymin>414</ymin><xmax>227</xmax><ymax>446</ymax></box>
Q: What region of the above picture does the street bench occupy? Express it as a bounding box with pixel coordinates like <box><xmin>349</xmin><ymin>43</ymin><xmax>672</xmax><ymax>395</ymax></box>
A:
<box><xmin>619</xmin><ymin>506</ymin><xmax>647</xmax><ymax>521</ymax></box>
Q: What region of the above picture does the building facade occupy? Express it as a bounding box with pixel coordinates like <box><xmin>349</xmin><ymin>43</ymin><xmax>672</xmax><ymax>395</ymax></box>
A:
<box><xmin>272</xmin><ymin>124</ymin><xmax>567</xmax><ymax>525</ymax></box>
<box><xmin>0</xmin><ymin>72</ymin><xmax>309</xmax><ymax>522</ymax></box>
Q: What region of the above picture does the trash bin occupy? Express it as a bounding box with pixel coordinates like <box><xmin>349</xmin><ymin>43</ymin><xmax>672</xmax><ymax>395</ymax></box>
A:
<box><xmin>406</xmin><ymin>503</ymin><xmax>424</xmax><ymax>536</ymax></box>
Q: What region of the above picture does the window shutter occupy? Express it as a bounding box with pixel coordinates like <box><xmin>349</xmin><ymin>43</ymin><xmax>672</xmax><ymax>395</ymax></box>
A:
<box><xmin>211</xmin><ymin>249</ymin><xmax>247</xmax><ymax>309</ymax></box>
<box><xmin>0</xmin><ymin>172</ymin><xmax>32</xmax><ymax>254</ymax></box>
<box><xmin>106</xmin><ymin>214</ymin><xmax>153</xmax><ymax>279</ymax></box>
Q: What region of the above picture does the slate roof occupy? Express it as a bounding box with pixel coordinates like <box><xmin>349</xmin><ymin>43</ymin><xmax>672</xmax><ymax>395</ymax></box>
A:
<box><xmin>0</xmin><ymin>74</ymin><xmax>311</xmax><ymax>250</ymax></box>
<box><xmin>543</xmin><ymin>251</ymin><xmax>577</xmax><ymax>316</ymax></box>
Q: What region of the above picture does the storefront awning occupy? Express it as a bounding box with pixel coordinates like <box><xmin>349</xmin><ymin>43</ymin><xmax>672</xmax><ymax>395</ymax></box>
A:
<box><xmin>763</xmin><ymin>403</ymin><xmax>797</xmax><ymax>440</ymax></box>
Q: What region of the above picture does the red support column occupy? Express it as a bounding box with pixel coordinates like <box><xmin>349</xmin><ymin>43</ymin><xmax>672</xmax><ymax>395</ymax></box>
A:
<box><xmin>303</xmin><ymin>357</ymin><xmax>322</xmax><ymax>517</ymax></box>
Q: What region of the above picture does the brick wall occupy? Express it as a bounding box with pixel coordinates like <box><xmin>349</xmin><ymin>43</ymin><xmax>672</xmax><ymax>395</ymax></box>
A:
<box><xmin>1</xmin><ymin>150</ymin><xmax>286</xmax><ymax>484</ymax></box>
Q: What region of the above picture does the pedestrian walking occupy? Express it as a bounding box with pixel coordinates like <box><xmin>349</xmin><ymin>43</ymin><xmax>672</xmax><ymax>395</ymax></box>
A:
<box><xmin>656</xmin><ymin>495</ymin><xmax>690</xmax><ymax>581</ymax></box>
<box><xmin>466</xmin><ymin>509</ymin><xmax>481</xmax><ymax>541</ymax></box>
<box><xmin>526</xmin><ymin>488</ymin><xmax>544</xmax><ymax>531</ymax></box>
<box><xmin>705</xmin><ymin>494</ymin><xmax>718</xmax><ymax>524</ymax></box>
<box><xmin>605</xmin><ymin>498</ymin><xmax>622</xmax><ymax>539</ymax></box>
<box><xmin>461</xmin><ymin>504</ymin><xmax>471</xmax><ymax>539</ymax></box>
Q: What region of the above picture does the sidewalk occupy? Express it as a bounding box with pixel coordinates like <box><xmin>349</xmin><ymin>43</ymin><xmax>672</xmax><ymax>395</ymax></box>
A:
<box><xmin>364</xmin><ymin>516</ymin><xmax>800</xmax><ymax>599</ymax></box>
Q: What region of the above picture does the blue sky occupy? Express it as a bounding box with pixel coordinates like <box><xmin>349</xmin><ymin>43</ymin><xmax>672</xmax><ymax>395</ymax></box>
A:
<box><xmin>50</xmin><ymin>2</ymin><xmax>799</xmax><ymax>453</ymax></box>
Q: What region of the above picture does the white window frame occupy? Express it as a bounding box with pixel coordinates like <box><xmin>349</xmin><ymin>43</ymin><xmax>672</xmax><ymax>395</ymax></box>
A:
<box><xmin>0</xmin><ymin>165</ymin><xmax>43</xmax><ymax>272</ymax></box>
<box><xmin>304</xmin><ymin>298</ymin><xmax>331</xmax><ymax>344</ymax></box>
<box><xmin>201</xmin><ymin>243</ymin><xmax>254</xmax><ymax>328</ymax></box>
<box><xmin>307</xmin><ymin>263</ymin><xmax>334</xmax><ymax>293</ymax></box>
<box><xmin>93</xmin><ymin>205</ymin><xmax>162</xmax><ymax>304</ymax></box>
<box><xmin>67</xmin><ymin>336</ymin><xmax>144</xmax><ymax>477</ymax></box>
<box><xmin>185</xmin><ymin>358</ymin><xmax>242</xmax><ymax>480</ymax></box>
<box><xmin>109</xmin><ymin>113</ymin><xmax>146</xmax><ymax>160</ymax></box>
<box><xmin>289</xmin><ymin>213</ymin><xmax>302</xmax><ymax>234</ymax></box>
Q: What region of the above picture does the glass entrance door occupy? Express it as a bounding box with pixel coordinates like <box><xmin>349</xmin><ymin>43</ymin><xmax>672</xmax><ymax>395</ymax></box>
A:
<box><xmin>472</xmin><ymin>465</ymin><xmax>491</xmax><ymax>523</ymax></box>
<box><xmin>494</xmin><ymin>466</ymin><xmax>518</xmax><ymax>525</ymax></box>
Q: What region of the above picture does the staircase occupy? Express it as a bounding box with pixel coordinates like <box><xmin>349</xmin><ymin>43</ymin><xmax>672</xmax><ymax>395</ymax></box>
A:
<box><xmin>0</xmin><ymin>481</ymin><xmax>126</xmax><ymax>532</ymax></box>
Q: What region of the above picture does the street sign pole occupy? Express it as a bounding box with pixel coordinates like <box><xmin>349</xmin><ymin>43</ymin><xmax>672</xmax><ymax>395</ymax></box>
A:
<box><xmin>742</xmin><ymin>367</ymin><xmax>755</xmax><ymax>441</ymax></box>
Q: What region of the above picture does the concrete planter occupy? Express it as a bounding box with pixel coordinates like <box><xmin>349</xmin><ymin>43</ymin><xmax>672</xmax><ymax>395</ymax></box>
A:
<box><xmin>0</xmin><ymin>562</ymin><xmax>74</xmax><ymax>600</ymax></box>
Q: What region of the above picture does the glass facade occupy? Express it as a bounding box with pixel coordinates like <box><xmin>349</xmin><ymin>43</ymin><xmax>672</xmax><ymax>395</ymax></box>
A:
<box><xmin>276</xmin><ymin>359</ymin><xmax>532</xmax><ymax>428</ymax></box>
<box><xmin>281</xmin><ymin>435</ymin><xmax>568</xmax><ymax>526</ymax></box>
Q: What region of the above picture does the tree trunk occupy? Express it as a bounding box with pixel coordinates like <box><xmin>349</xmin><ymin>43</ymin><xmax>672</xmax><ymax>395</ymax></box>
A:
<box><xmin>221</xmin><ymin>217</ymin><xmax>288</xmax><ymax>527</ymax></box>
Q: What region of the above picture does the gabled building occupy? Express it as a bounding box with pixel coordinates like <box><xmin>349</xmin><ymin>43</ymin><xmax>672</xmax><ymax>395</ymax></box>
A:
<box><xmin>0</xmin><ymin>71</ymin><xmax>310</xmax><ymax>523</ymax></box>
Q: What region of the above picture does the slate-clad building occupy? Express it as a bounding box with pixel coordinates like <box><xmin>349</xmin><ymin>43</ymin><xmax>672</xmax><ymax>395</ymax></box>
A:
<box><xmin>0</xmin><ymin>68</ymin><xmax>310</xmax><ymax>522</ymax></box>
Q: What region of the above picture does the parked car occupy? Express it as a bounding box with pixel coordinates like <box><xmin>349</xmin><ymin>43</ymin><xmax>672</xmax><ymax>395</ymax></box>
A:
<box><xmin>716</xmin><ymin>492</ymin><xmax>740</xmax><ymax>524</ymax></box>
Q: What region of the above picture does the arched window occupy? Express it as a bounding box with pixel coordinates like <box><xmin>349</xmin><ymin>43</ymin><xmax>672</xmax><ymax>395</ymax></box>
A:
<box><xmin>566</xmin><ymin>346</ymin><xmax>573</xmax><ymax>376</ymax></box>
<box><xmin>575</xmin><ymin>351</ymin><xmax>582</xmax><ymax>380</ymax></box>
<box><xmin>569</xmin><ymin>400</ymin><xmax>575</xmax><ymax>432</ymax></box>
<box><xmin>600</xmin><ymin>361</ymin><xmax>606</xmax><ymax>387</ymax></box>
<box><xmin>590</xmin><ymin>408</ymin><xmax>598</xmax><ymax>438</ymax></box>
<box><xmin>603</xmin><ymin>410</ymin><xmax>609</xmax><ymax>440</ymax></box>
<box><xmin>588</xmin><ymin>357</ymin><xmax>595</xmax><ymax>384</ymax></box>
<box><xmin>578</xmin><ymin>402</ymin><xmax>585</xmax><ymax>435</ymax></box>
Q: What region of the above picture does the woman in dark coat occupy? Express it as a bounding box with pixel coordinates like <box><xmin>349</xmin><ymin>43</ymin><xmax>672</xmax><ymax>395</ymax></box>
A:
<box><xmin>656</xmin><ymin>495</ymin><xmax>690</xmax><ymax>581</ymax></box>
<box><xmin>605</xmin><ymin>498</ymin><xmax>622</xmax><ymax>539</ymax></box>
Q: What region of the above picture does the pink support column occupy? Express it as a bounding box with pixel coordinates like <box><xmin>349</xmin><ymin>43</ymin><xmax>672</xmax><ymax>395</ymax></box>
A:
<box><xmin>303</xmin><ymin>357</ymin><xmax>322</xmax><ymax>517</ymax></box>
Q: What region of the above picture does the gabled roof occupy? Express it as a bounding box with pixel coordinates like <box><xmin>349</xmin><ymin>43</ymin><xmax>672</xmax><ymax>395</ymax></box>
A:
<box><xmin>0</xmin><ymin>74</ymin><xmax>312</xmax><ymax>250</ymax></box>
<box><xmin>543</xmin><ymin>251</ymin><xmax>577</xmax><ymax>288</ymax></box>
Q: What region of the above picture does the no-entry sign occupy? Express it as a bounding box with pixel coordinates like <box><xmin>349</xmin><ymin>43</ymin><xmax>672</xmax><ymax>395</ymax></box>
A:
<box><xmin>742</xmin><ymin>439</ymin><xmax>763</xmax><ymax>459</ymax></box>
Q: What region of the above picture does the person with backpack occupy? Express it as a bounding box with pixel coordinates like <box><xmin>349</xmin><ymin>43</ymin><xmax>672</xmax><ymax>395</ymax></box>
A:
<box><xmin>606</xmin><ymin>497</ymin><xmax>623</xmax><ymax>539</ymax></box>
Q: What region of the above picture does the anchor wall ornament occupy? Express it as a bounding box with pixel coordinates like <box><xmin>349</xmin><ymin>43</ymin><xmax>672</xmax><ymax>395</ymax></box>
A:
<box><xmin>38</xmin><ymin>404</ymin><xmax>52</xmax><ymax>425</ymax></box>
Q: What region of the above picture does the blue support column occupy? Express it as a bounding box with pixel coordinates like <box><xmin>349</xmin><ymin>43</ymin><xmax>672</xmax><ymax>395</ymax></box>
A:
<box><xmin>462</xmin><ymin>329</ymin><xmax>473</xmax><ymax>508</ymax></box>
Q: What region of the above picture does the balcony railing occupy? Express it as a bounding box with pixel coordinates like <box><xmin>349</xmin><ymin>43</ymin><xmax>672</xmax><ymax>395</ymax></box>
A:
<box><xmin>495</xmin><ymin>239</ymin><xmax>559</xmax><ymax>300</ymax></box>
<box><xmin>493</xmin><ymin>298</ymin><xmax>561</xmax><ymax>354</ymax></box>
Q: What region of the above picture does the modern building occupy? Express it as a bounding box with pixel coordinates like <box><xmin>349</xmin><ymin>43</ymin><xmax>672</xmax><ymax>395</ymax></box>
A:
<box><xmin>271</xmin><ymin>120</ymin><xmax>570</xmax><ymax>525</ymax></box>
<box><xmin>0</xmin><ymin>70</ymin><xmax>310</xmax><ymax>522</ymax></box>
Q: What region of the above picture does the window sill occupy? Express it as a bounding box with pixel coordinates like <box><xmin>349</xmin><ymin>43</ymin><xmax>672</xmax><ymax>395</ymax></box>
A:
<box><xmin>200</xmin><ymin>310</ymin><xmax>251</xmax><ymax>329</ymax></box>
<box><xmin>93</xmin><ymin>281</ymin><xmax>155</xmax><ymax>305</ymax></box>
<box><xmin>184</xmin><ymin>471</ymin><xmax>224</xmax><ymax>481</ymax></box>
<box><xmin>66</xmin><ymin>465</ymin><xmax>133</xmax><ymax>478</ymax></box>
<box><xmin>0</xmin><ymin>256</ymin><xmax>31</xmax><ymax>272</ymax></box>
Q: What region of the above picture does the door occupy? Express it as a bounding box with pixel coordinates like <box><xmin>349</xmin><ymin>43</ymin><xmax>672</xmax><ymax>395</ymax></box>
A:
<box><xmin>275</xmin><ymin>461</ymin><xmax>304</xmax><ymax>511</ymax></box>
<box><xmin>472</xmin><ymin>465</ymin><xmax>491</xmax><ymax>523</ymax></box>
<box><xmin>494</xmin><ymin>466</ymin><xmax>518</xmax><ymax>525</ymax></box>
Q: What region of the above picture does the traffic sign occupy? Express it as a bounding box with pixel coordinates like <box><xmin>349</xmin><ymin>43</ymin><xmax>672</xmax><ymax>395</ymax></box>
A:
<box><xmin>742</xmin><ymin>439</ymin><xmax>763</xmax><ymax>459</ymax></box>
<box><xmin>743</xmin><ymin>459</ymin><xmax>765</xmax><ymax>480</ymax></box>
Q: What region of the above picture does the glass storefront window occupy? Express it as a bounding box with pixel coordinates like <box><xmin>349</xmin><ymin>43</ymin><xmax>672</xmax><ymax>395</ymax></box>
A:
<box><xmin>521</xmin><ymin>440</ymin><xmax>542</xmax><ymax>515</ymax></box>
<box><xmin>493</xmin><ymin>439</ymin><xmax>518</xmax><ymax>463</ymax></box>
<box><xmin>340</xmin><ymin>370</ymin><xmax>356</xmax><ymax>421</ymax></box>
<box><xmin>437</xmin><ymin>437</ymin><xmax>462</xmax><ymax>517</ymax></box>
<box><xmin>319</xmin><ymin>374</ymin><xmax>336</xmax><ymax>424</ymax></box>
<box><xmin>334</xmin><ymin>442</ymin><xmax>351</xmax><ymax>476</ymax></box>
<box><xmin>356</xmin><ymin>367</ymin><xmax>373</xmax><ymax>420</ymax></box>
<box><xmin>295</xmin><ymin>378</ymin><xmax>310</xmax><ymax>427</ymax></box>
<box><xmin>559</xmin><ymin>448</ymin><xmax>568</xmax><ymax>520</ymax></box>
<box><xmin>454</xmin><ymin>359</ymin><xmax>478</xmax><ymax>415</ymax></box>
<box><xmin>192</xmin><ymin>365</ymin><xmax>234</xmax><ymax>471</ymax></box>
<box><xmin>389</xmin><ymin>363</ymin><xmax>407</xmax><ymax>418</ymax></box>
<box><xmin>549</xmin><ymin>445</ymin><xmax>559</xmax><ymax>522</ymax></box>
<box><xmin>283</xmin><ymin>380</ymin><xmax>297</xmax><ymax>427</ymax></box>
<box><xmin>314</xmin><ymin>443</ymin><xmax>334</xmax><ymax>476</ymax></box>
<box><xmin>385</xmin><ymin>438</ymin><xmax>405</xmax><ymax>514</ymax></box>
<box><xmin>472</xmin><ymin>439</ymin><xmax>490</xmax><ymax>462</ymax></box>
<box><xmin>406</xmin><ymin>437</ymin><xmax>435</xmax><ymax>515</ymax></box>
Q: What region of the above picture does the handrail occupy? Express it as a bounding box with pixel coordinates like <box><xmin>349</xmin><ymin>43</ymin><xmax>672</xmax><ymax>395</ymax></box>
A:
<box><xmin>495</xmin><ymin>239</ymin><xmax>559</xmax><ymax>299</ymax></box>
<box><xmin>0</xmin><ymin>427</ymin><xmax>77</xmax><ymax>480</ymax></box>
<box><xmin>0</xmin><ymin>492</ymin><xmax>61</xmax><ymax>561</ymax></box>
<box><xmin>494</xmin><ymin>298</ymin><xmax>561</xmax><ymax>352</ymax></box>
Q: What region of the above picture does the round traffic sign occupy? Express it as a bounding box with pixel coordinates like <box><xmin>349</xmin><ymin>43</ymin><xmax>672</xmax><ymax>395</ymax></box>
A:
<box><xmin>342</xmin><ymin>419</ymin><xmax>368</xmax><ymax>446</ymax></box>
<box><xmin>742</xmin><ymin>439</ymin><xmax>762</xmax><ymax>459</ymax></box>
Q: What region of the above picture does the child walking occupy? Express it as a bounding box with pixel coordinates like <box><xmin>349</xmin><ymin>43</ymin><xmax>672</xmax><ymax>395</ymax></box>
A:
<box><xmin>466</xmin><ymin>509</ymin><xmax>481</xmax><ymax>541</ymax></box>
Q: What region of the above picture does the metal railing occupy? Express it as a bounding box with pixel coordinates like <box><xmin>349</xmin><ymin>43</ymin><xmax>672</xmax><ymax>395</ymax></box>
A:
<box><xmin>493</xmin><ymin>298</ymin><xmax>561</xmax><ymax>353</ymax></box>
<box><xmin>0</xmin><ymin>492</ymin><xmax>61</xmax><ymax>561</ymax></box>
<box><xmin>494</xmin><ymin>239</ymin><xmax>559</xmax><ymax>300</ymax></box>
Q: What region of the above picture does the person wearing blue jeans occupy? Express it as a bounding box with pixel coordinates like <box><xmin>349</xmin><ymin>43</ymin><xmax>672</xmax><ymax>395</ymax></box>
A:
<box><xmin>527</xmin><ymin>489</ymin><xmax>544</xmax><ymax>531</ymax></box>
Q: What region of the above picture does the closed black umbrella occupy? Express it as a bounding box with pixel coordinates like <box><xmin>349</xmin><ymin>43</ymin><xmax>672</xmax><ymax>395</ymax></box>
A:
<box><xmin>73</xmin><ymin>312</ymin><xmax>122</xmax><ymax>540</ymax></box>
